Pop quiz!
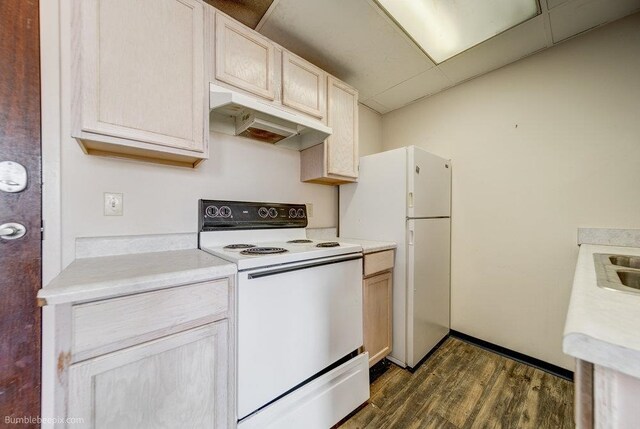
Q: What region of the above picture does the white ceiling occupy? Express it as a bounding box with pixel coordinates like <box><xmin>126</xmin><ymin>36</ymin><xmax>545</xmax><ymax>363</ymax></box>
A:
<box><xmin>256</xmin><ymin>0</ymin><xmax>640</xmax><ymax>114</ymax></box>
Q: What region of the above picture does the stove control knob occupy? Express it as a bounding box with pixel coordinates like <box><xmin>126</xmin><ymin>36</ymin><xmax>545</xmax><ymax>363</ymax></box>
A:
<box><xmin>297</xmin><ymin>208</ymin><xmax>306</xmax><ymax>218</ymax></box>
<box><xmin>268</xmin><ymin>207</ymin><xmax>278</xmax><ymax>218</ymax></box>
<box><xmin>289</xmin><ymin>208</ymin><xmax>297</xmax><ymax>218</ymax></box>
<box><xmin>258</xmin><ymin>207</ymin><xmax>269</xmax><ymax>218</ymax></box>
<box><xmin>205</xmin><ymin>206</ymin><xmax>218</xmax><ymax>218</ymax></box>
<box><xmin>219</xmin><ymin>206</ymin><xmax>232</xmax><ymax>218</ymax></box>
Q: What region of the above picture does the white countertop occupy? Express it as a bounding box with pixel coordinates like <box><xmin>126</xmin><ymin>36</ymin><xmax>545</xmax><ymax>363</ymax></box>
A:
<box><xmin>305</xmin><ymin>228</ymin><xmax>396</xmax><ymax>253</ymax></box>
<box><xmin>564</xmin><ymin>244</ymin><xmax>640</xmax><ymax>378</ymax></box>
<box><xmin>336</xmin><ymin>237</ymin><xmax>397</xmax><ymax>254</ymax></box>
<box><xmin>38</xmin><ymin>249</ymin><xmax>236</xmax><ymax>305</ymax></box>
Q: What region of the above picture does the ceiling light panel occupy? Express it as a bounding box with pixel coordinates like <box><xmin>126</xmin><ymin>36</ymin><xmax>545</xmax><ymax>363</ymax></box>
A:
<box><xmin>375</xmin><ymin>0</ymin><xmax>540</xmax><ymax>63</ymax></box>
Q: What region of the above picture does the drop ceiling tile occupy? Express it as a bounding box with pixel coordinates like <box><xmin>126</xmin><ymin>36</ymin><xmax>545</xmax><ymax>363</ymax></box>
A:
<box><xmin>438</xmin><ymin>15</ymin><xmax>548</xmax><ymax>83</ymax></box>
<box><xmin>258</xmin><ymin>0</ymin><xmax>435</xmax><ymax>100</ymax></box>
<box><xmin>371</xmin><ymin>68</ymin><xmax>452</xmax><ymax>112</ymax></box>
<box><xmin>546</xmin><ymin>0</ymin><xmax>571</xmax><ymax>10</ymax></box>
<box><xmin>549</xmin><ymin>0</ymin><xmax>640</xmax><ymax>43</ymax></box>
<box><xmin>361</xmin><ymin>99</ymin><xmax>391</xmax><ymax>115</ymax></box>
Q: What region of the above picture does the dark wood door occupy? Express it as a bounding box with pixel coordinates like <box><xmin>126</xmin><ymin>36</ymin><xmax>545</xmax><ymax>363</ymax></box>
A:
<box><xmin>0</xmin><ymin>0</ymin><xmax>42</xmax><ymax>426</ymax></box>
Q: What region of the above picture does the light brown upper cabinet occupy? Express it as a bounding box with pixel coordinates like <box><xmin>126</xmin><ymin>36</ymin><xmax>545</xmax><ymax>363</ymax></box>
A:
<box><xmin>301</xmin><ymin>77</ymin><xmax>359</xmax><ymax>184</ymax></box>
<box><xmin>71</xmin><ymin>0</ymin><xmax>208</xmax><ymax>168</ymax></box>
<box><xmin>327</xmin><ymin>77</ymin><xmax>359</xmax><ymax>177</ymax></box>
<box><xmin>215</xmin><ymin>12</ymin><xmax>276</xmax><ymax>101</ymax></box>
<box><xmin>282</xmin><ymin>51</ymin><xmax>326</xmax><ymax>119</ymax></box>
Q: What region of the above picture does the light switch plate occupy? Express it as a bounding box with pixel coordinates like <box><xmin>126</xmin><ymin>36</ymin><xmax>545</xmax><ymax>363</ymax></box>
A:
<box><xmin>104</xmin><ymin>192</ymin><xmax>123</xmax><ymax>216</ymax></box>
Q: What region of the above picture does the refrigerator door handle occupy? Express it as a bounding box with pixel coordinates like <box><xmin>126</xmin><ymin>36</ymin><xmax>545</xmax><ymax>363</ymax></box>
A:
<box><xmin>409</xmin><ymin>229</ymin><xmax>414</xmax><ymax>245</ymax></box>
<box><xmin>408</xmin><ymin>192</ymin><xmax>414</xmax><ymax>208</ymax></box>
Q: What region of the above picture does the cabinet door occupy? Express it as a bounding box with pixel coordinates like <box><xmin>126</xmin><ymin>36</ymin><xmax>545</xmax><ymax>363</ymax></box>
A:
<box><xmin>73</xmin><ymin>0</ymin><xmax>206</xmax><ymax>153</ymax></box>
<box><xmin>363</xmin><ymin>272</ymin><xmax>392</xmax><ymax>367</ymax></box>
<box><xmin>594</xmin><ymin>365</ymin><xmax>640</xmax><ymax>429</ymax></box>
<box><xmin>326</xmin><ymin>76</ymin><xmax>359</xmax><ymax>178</ymax></box>
<box><xmin>68</xmin><ymin>322</ymin><xmax>230</xmax><ymax>429</ymax></box>
<box><xmin>282</xmin><ymin>51</ymin><xmax>326</xmax><ymax>119</ymax></box>
<box><xmin>575</xmin><ymin>359</ymin><xmax>593</xmax><ymax>429</ymax></box>
<box><xmin>215</xmin><ymin>12</ymin><xmax>276</xmax><ymax>100</ymax></box>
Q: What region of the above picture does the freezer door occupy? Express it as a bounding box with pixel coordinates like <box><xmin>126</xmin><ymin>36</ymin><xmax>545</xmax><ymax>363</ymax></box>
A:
<box><xmin>407</xmin><ymin>146</ymin><xmax>451</xmax><ymax>218</ymax></box>
<box><xmin>406</xmin><ymin>218</ymin><xmax>450</xmax><ymax>368</ymax></box>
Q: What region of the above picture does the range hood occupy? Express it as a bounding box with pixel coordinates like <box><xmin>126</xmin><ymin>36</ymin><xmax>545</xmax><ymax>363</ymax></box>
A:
<box><xmin>209</xmin><ymin>84</ymin><xmax>332</xmax><ymax>151</ymax></box>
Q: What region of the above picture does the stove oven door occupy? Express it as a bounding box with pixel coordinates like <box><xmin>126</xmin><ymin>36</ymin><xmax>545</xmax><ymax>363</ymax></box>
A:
<box><xmin>237</xmin><ymin>253</ymin><xmax>364</xmax><ymax>420</ymax></box>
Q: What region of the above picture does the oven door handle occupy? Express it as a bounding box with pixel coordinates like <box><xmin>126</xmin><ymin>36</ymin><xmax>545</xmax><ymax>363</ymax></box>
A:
<box><xmin>247</xmin><ymin>254</ymin><xmax>363</xmax><ymax>279</ymax></box>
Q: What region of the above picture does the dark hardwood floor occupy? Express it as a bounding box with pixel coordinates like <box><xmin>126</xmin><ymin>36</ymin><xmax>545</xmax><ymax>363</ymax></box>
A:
<box><xmin>341</xmin><ymin>338</ymin><xmax>574</xmax><ymax>429</ymax></box>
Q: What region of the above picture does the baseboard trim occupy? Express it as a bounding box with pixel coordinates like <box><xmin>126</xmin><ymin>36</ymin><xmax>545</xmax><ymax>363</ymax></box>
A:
<box><xmin>450</xmin><ymin>330</ymin><xmax>574</xmax><ymax>381</ymax></box>
<box><xmin>407</xmin><ymin>334</ymin><xmax>450</xmax><ymax>373</ymax></box>
<box><xmin>369</xmin><ymin>358</ymin><xmax>392</xmax><ymax>383</ymax></box>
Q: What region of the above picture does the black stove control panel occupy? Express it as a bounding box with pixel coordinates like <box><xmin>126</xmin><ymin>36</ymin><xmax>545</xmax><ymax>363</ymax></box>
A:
<box><xmin>199</xmin><ymin>200</ymin><xmax>308</xmax><ymax>231</ymax></box>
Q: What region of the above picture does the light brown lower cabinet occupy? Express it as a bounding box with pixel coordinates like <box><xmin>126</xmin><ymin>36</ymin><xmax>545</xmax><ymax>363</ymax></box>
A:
<box><xmin>575</xmin><ymin>358</ymin><xmax>640</xmax><ymax>428</ymax></box>
<box><xmin>41</xmin><ymin>277</ymin><xmax>235</xmax><ymax>428</ymax></box>
<box><xmin>68</xmin><ymin>322</ymin><xmax>229</xmax><ymax>428</ymax></box>
<box><xmin>362</xmin><ymin>249</ymin><xmax>395</xmax><ymax>368</ymax></box>
<box><xmin>575</xmin><ymin>359</ymin><xmax>594</xmax><ymax>429</ymax></box>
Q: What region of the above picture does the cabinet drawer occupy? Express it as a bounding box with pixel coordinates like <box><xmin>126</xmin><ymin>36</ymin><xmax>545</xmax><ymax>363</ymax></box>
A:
<box><xmin>364</xmin><ymin>250</ymin><xmax>395</xmax><ymax>277</ymax></box>
<box><xmin>71</xmin><ymin>279</ymin><xmax>229</xmax><ymax>361</ymax></box>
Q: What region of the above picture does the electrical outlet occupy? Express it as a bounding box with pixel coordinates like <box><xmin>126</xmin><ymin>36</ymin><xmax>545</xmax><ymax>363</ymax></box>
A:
<box><xmin>104</xmin><ymin>192</ymin><xmax>123</xmax><ymax>216</ymax></box>
<box><xmin>306</xmin><ymin>203</ymin><xmax>313</xmax><ymax>218</ymax></box>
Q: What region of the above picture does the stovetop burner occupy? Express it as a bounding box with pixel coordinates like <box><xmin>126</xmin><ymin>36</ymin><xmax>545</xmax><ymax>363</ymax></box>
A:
<box><xmin>287</xmin><ymin>239</ymin><xmax>314</xmax><ymax>244</ymax></box>
<box><xmin>224</xmin><ymin>244</ymin><xmax>256</xmax><ymax>249</ymax></box>
<box><xmin>240</xmin><ymin>247</ymin><xmax>289</xmax><ymax>255</ymax></box>
<box><xmin>316</xmin><ymin>242</ymin><xmax>340</xmax><ymax>248</ymax></box>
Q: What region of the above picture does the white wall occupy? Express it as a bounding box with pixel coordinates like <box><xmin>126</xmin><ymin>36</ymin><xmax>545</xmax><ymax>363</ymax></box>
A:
<box><xmin>358</xmin><ymin>104</ymin><xmax>383</xmax><ymax>156</ymax></box>
<box><xmin>381</xmin><ymin>12</ymin><xmax>640</xmax><ymax>369</ymax></box>
<box><xmin>59</xmin><ymin>134</ymin><xmax>337</xmax><ymax>266</ymax></box>
<box><xmin>49</xmin><ymin>1</ymin><xmax>337</xmax><ymax>269</ymax></box>
<box><xmin>56</xmin><ymin>100</ymin><xmax>381</xmax><ymax>268</ymax></box>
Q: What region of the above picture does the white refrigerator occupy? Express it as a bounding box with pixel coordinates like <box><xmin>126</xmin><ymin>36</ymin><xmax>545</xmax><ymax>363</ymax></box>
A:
<box><xmin>340</xmin><ymin>146</ymin><xmax>451</xmax><ymax>368</ymax></box>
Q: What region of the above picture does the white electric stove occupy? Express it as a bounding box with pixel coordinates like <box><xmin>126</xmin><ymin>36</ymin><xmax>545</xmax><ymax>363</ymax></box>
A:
<box><xmin>198</xmin><ymin>200</ymin><xmax>370</xmax><ymax>429</ymax></box>
<box><xmin>201</xmin><ymin>232</ymin><xmax>362</xmax><ymax>271</ymax></box>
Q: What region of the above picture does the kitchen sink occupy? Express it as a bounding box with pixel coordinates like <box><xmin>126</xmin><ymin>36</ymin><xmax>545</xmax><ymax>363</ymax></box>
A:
<box><xmin>617</xmin><ymin>271</ymin><xmax>640</xmax><ymax>289</ymax></box>
<box><xmin>609</xmin><ymin>255</ymin><xmax>640</xmax><ymax>269</ymax></box>
<box><xmin>593</xmin><ymin>253</ymin><xmax>640</xmax><ymax>294</ymax></box>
